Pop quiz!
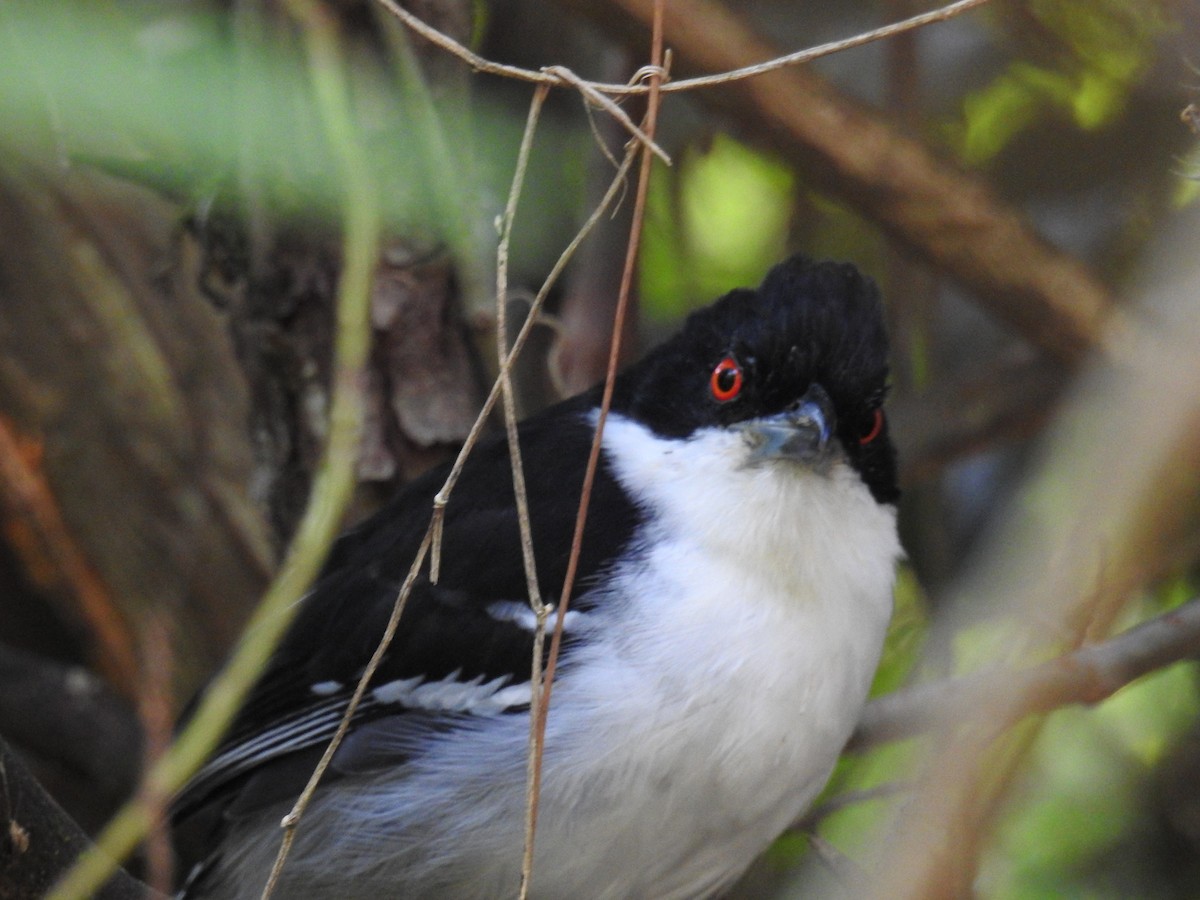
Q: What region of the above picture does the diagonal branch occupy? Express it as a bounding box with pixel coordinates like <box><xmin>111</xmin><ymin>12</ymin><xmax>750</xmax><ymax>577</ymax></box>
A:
<box><xmin>850</xmin><ymin>596</ymin><xmax>1200</xmax><ymax>754</ymax></box>
<box><xmin>560</xmin><ymin>0</ymin><xmax>1123</xmax><ymax>365</ymax></box>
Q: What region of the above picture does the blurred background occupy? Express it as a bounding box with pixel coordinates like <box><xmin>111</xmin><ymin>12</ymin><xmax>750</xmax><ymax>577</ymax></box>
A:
<box><xmin>1</xmin><ymin>0</ymin><xmax>1198</xmax><ymax>897</ymax></box>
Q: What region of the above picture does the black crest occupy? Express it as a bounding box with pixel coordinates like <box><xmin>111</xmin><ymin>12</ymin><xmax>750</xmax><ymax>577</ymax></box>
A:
<box><xmin>612</xmin><ymin>255</ymin><xmax>898</xmax><ymax>503</ymax></box>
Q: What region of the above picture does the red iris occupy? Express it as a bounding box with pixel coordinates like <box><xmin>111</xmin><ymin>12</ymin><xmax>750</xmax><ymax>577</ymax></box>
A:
<box><xmin>710</xmin><ymin>357</ymin><xmax>743</xmax><ymax>402</ymax></box>
<box><xmin>860</xmin><ymin>408</ymin><xmax>884</xmax><ymax>445</ymax></box>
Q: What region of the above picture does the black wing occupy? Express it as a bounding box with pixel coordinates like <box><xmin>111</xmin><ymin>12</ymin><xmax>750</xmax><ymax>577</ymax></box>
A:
<box><xmin>172</xmin><ymin>395</ymin><xmax>642</xmax><ymax>826</ymax></box>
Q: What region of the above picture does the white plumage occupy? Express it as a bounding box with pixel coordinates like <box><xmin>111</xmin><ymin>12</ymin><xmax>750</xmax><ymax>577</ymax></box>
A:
<box><xmin>201</xmin><ymin>411</ymin><xmax>900</xmax><ymax>898</ymax></box>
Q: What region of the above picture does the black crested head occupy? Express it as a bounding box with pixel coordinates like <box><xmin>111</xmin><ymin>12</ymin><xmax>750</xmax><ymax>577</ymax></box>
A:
<box><xmin>610</xmin><ymin>254</ymin><xmax>899</xmax><ymax>504</ymax></box>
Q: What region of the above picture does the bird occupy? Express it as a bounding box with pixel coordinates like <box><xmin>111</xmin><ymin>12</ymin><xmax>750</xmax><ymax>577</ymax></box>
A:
<box><xmin>171</xmin><ymin>253</ymin><xmax>903</xmax><ymax>899</ymax></box>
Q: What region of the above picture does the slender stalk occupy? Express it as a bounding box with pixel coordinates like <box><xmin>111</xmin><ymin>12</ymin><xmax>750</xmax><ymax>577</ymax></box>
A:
<box><xmin>46</xmin><ymin>1</ymin><xmax>379</xmax><ymax>895</ymax></box>
<box><xmin>524</xmin><ymin>4</ymin><xmax>667</xmax><ymax>895</ymax></box>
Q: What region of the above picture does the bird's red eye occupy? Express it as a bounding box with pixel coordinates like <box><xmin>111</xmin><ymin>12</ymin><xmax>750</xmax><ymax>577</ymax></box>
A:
<box><xmin>710</xmin><ymin>356</ymin><xmax>743</xmax><ymax>402</ymax></box>
<box><xmin>860</xmin><ymin>408</ymin><xmax>884</xmax><ymax>445</ymax></box>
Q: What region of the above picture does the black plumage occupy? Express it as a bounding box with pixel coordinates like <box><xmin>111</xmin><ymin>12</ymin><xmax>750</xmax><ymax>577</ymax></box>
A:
<box><xmin>172</xmin><ymin>254</ymin><xmax>898</xmax><ymax>894</ymax></box>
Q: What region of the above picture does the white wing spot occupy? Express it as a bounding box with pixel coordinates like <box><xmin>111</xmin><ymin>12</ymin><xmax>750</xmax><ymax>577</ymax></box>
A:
<box><xmin>487</xmin><ymin>600</ymin><xmax>585</xmax><ymax>632</ymax></box>
<box><xmin>370</xmin><ymin>671</ymin><xmax>530</xmax><ymax>714</ymax></box>
<box><xmin>371</xmin><ymin>675</ymin><xmax>423</xmax><ymax>704</ymax></box>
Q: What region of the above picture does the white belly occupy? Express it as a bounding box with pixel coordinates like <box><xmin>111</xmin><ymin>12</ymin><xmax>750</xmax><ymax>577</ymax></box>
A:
<box><xmin>207</xmin><ymin>414</ymin><xmax>900</xmax><ymax>900</ymax></box>
<box><xmin>526</xmin><ymin>520</ymin><xmax>896</xmax><ymax>898</ymax></box>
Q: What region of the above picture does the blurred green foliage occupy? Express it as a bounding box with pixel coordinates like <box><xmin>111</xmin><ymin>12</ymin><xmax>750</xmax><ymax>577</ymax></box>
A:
<box><xmin>640</xmin><ymin>135</ymin><xmax>794</xmax><ymax>317</ymax></box>
<box><xmin>987</xmin><ymin>669</ymin><xmax>1200</xmax><ymax>897</ymax></box>
<box><xmin>950</xmin><ymin>0</ymin><xmax>1171</xmax><ymax>164</ymax></box>
<box><xmin>0</xmin><ymin>1</ymin><xmax>500</xmax><ymax>245</ymax></box>
<box><xmin>2</xmin><ymin>1</ymin><xmax>1197</xmax><ymax>897</ymax></box>
<box><xmin>984</xmin><ymin>584</ymin><xmax>1200</xmax><ymax>898</ymax></box>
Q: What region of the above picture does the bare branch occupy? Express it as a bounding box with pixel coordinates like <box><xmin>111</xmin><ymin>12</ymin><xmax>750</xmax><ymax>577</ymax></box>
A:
<box><xmin>492</xmin><ymin>82</ymin><xmax>554</xmax><ymax>899</ymax></box>
<box><xmin>863</xmin><ymin>211</ymin><xmax>1200</xmax><ymax>897</ymax></box>
<box><xmin>850</xmin><ymin>596</ymin><xmax>1200</xmax><ymax>754</ymax></box>
<box><xmin>374</xmin><ymin>0</ymin><xmax>672</xmax><ymax>162</ymax></box>
<box><xmin>375</xmin><ymin>0</ymin><xmax>994</xmax><ymax>98</ymax></box>
<box><xmin>540</xmin><ymin>64</ymin><xmax>671</xmax><ymax>164</ymax></box>
<box><xmin>563</xmin><ymin>0</ymin><xmax>1122</xmax><ymax>365</ymax></box>
<box><xmin>650</xmin><ymin>0</ymin><xmax>994</xmax><ymax>93</ymax></box>
<box><xmin>264</xmin><ymin>528</ymin><xmax>433</xmax><ymax>898</ymax></box>
<box><xmin>373</xmin><ymin>0</ymin><xmax>996</xmax><ymax>174</ymax></box>
<box><xmin>531</xmin><ymin>0</ymin><xmax>668</xmax><ymax>855</ymax></box>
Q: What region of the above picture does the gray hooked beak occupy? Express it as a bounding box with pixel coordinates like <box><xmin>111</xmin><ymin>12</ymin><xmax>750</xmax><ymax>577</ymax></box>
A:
<box><xmin>738</xmin><ymin>383</ymin><xmax>836</xmax><ymax>465</ymax></box>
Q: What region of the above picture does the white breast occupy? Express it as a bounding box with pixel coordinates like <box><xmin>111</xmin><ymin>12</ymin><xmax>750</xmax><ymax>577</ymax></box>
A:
<box><xmin>524</xmin><ymin>413</ymin><xmax>902</xmax><ymax>897</ymax></box>
<box><xmin>205</xmin><ymin>413</ymin><xmax>900</xmax><ymax>900</ymax></box>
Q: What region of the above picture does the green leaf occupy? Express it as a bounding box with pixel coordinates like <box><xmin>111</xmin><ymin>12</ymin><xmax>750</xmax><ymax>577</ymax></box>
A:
<box><xmin>641</xmin><ymin>136</ymin><xmax>793</xmax><ymax>319</ymax></box>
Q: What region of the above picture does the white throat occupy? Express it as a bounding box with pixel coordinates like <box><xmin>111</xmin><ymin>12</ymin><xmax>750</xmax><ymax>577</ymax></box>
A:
<box><xmin>514</xmin><ymin>411</ymin><xmax>903</xmax><ymax>897</ymax></box>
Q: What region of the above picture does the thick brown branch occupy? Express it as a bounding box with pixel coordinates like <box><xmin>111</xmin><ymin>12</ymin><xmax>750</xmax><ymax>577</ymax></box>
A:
<box><xmin>558</xmin><ymin>0</ymin><xmax>1121</xmax><ymax>365</ymax></box>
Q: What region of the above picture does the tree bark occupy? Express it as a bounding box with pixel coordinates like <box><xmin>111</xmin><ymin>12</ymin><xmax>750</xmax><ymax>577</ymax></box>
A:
<box><xmin>0</xmin><ymin>157</ymin><xmax>274</xmax><ymax>703</ymax></box>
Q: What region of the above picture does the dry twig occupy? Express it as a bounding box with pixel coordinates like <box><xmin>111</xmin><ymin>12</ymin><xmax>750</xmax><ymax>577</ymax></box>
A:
<box><xmin>563</xmin><ymin>0</ymin><xmax>1119</xmax><ymax>364</ymax></box>
<box><xmin>375</xmin><ymin>0</ymin><xmax>991</xmax><ymax>97</ymax></box>
<box><xmin>521</xmin><ymin>12</ymin><xmax>668</xmax><ymax>892</ymax></box>
<box><xmin>493</xmin><ymin>83</ymin><xmax>554</xmax><ymax>899</ymax></box>
<box><xmin>528</xmin><ymin>3</ymin><xmax>667</xmax><ymax>880</ymax></box>
<box><xmin>851</xmin><ymin>596</ymin><xmax>1200</xmax><ymax>754</ymax></box>
<box><xmin>258</xmin><ymin>66</ymin><xmax>646</xmax><ymax>900</ymax></box>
